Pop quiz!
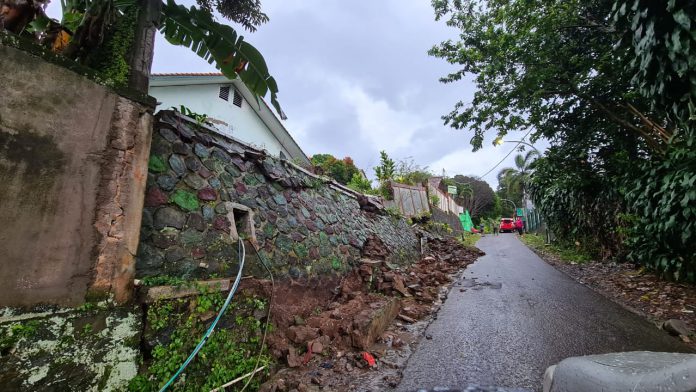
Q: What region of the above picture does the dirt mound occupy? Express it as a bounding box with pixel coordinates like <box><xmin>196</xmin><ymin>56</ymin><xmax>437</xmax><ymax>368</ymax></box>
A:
<box><xmin>252</xmin><ymin>237</ymin><xmax>484</xmax><ymax>391</ymax></box>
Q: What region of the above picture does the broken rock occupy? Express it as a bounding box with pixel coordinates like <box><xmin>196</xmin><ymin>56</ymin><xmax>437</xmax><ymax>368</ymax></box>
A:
<box><xmin>287</xmin><ymin>325</ymin><xmax>319</xmax><ymax>344</ymax></box>
<box><xmin>662</xmin><ymin>319</ymin><xmax>692</xmax><ymax>336</ymax></box>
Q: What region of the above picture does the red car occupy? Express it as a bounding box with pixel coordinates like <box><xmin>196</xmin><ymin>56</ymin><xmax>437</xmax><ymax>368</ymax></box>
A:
<box><xmin>499</xmin><ymin>218</ymin><xmax>515</xmax><ymax>233</ymax></box>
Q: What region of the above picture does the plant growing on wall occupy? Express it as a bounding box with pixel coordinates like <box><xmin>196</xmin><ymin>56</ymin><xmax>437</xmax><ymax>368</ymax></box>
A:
<box><xmin>346</xmin><ymin>172</ymin><xmax>375</xmax><ymax>194</ymax></box>
<box><xmin>373</xmin><ymin>150</ymin><xmax>396</xmax><ymax>199</ymax></box>
<box><xmin>6</xmin><ymin>0</ymin><xmax>285</xmax><ymax>116</ymax></box>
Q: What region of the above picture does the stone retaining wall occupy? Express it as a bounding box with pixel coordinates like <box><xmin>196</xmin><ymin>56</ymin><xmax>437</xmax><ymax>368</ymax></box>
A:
<box><xmin>136</xmin><ymin>111</ymin><xmax>420</xmax><ymax>281</ymax></box>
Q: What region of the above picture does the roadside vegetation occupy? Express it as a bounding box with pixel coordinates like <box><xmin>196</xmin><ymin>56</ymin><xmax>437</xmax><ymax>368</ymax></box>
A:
<box><xmin>520</xmin><ymin>234</ymin><xmax>593</xmax><ymax>265</ymax></box>
<box><xmin>431</xmin><ymin>0</ymin><xmax>696</xmax><ymax>282</ymax></box>
<box><xmin>459</xmin><ymin>233</ymin><xmax>481</xmax><ymax>249</ymax></box>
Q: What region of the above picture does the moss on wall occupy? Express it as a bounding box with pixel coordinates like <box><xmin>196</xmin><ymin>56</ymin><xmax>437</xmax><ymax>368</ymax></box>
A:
<box><xmin>0</xmin><ymin>305</ymin><xmax>141</xmax><ymax>391</ymax></box>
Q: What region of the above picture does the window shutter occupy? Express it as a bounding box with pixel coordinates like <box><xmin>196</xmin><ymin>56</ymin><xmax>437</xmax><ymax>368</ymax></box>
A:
<box><xmin>219</xmin><ymin>86</ymin><xmax>230</xmax><ymax>101</ymax></box>
<box><xmin>233</xmin><ymin>89</ymin><xmax>243</xmax><ymax>108</ymax></box>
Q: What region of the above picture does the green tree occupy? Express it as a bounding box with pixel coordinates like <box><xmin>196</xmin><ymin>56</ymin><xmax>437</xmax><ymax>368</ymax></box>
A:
<box><xmin>27</xmin><ymin>0</ymin><xmax>284</xmax><ymax>116</ymax></box>
<box><xmin>310</xmin><ymin>154</ymin><xmax>360</xmax><ymax>185</ymax></box>
<box><xmin>374</xmin><ymin>151</ymin><xmax>395</xmax><ymax>183</ymax></box>
<box><xmin>346</xmin><ymin>172</ymin><xmax>375</xmax><ymax>195</ymax></box>
<box><xmin>496</xmin><ymin>150</ymin><xmax>539</xmax><ymax>209</ymax></box>
<box><xmin>444</xmin><ymin>175</ymin><xmax>495</xmax><ymax>218</ymax></box>
<box><xmin>429</xmin><ymin>0</ymin><xmax>669</xmax><ymax>153</ymax></box>
<box><xmin>431</xmin><ymin>0</ymin><xmax>696</xmax><ymax>280</ymax></box>
<box><xmin>196</xmin><ymin>0</ymin><xmax>269</xmax><ymax>32</ymax></box>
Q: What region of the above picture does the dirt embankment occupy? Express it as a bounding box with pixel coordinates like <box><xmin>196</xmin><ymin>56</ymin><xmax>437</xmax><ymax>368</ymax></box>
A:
<box><xmin>240</xmin><ymin>237</ymin><xmax>483</xmax><ymax>391</ymax></box>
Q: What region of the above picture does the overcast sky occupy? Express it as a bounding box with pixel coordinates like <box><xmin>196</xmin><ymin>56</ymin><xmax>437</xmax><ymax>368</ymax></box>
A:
<box><xmin>48</xmin><ymin>0</ymin><xmax>545</xmax><ymax>188</ymax></box>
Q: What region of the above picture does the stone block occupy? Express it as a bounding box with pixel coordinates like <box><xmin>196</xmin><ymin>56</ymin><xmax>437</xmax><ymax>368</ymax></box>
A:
<box><xmin>350</xmin><ymin>298</ymin><xmax>401</xmax><ymax>350</ymax></box>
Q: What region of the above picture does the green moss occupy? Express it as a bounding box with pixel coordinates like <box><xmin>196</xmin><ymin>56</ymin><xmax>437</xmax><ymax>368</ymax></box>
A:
<box><xmin>0</xmin><ymin>320</ymin><xmax>40</xmax><ymax>353</ymax></box>
<box><xmin>293</xmin><ymin>243</ymin><xmax>308</xmax><ymax>259</ymax></box>
<box><xmin>170</xmin><ymin>190</ymin><xmax>199</xmax><ymax>212</ymax></box>
<box><xmin>331</xmin><ymin>256</ymin><xmax>342</xmax><ymax>271</ymax></box>
<box><xmin>84</xmin><ymin>7</ymin><xmax>138</xmax><ymax>88</ymax></box>
<box><xmin>97</xmin><ymin>365</ymin><xmax>113</xmax><ymax>391</ymax></box>
<box><xmin>243</xmin><ymin>174</ymin><xmax>260</xmax><ymax>186</ymax></box>
<box><xmin>148</xmin><ymin>155</ymin><xmax>167</xmax><ymax>173</ymax></box>
<box><xmin>84</xmin><ymin>289</ymin><xmax>110</xmax><ymax>304</ymax></box>
<box><xmin>263</xmin><ymin>224</ymin><xmax>275</xmax><ymax>238</ymax></box>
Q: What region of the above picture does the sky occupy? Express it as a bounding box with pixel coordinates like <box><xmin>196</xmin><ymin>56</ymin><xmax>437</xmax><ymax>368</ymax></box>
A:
<box><xmin>47</xmin><ymin>0</ymin><xmax>545</xmax><ymax>188</ymax></box>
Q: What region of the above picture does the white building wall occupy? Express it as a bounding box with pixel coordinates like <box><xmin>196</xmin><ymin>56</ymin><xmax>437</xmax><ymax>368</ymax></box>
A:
<box><xmin>150</xmin><ymin>84</ymin><xmax>291</xmax><ymax>158</ymax></box>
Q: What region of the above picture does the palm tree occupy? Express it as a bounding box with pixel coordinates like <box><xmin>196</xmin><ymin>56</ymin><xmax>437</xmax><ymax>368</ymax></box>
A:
<box><xmin>497</xmin><ymin>150</ymin><xmax>539</xmax><ymax>206</ymax></box>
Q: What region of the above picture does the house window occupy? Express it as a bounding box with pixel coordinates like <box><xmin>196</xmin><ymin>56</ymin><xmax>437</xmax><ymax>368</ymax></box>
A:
<box><xmin>219</xmin><ymin>86</ymin><xmax>230</xmax><ymax>101</ymax></box>
<box><xmin>233</xmin><ymin>89</ymin><xmax>243</xmax><ymax>108</ymax></box>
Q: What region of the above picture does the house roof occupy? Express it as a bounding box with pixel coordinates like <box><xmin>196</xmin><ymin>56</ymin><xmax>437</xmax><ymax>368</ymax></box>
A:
<box><xmin>150</xmin><ymin>73</ymin><xmax>309</xmax><ymax>164</ymax></box>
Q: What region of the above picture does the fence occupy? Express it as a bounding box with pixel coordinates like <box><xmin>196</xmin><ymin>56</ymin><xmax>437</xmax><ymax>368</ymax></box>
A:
<box><xmin>427</xmin><ymin>177</ymin><xmax>464</xmax><ymax>216</ymax></box>
<box><xmin>383</xmin><ymin>181</ymin><xmax>430</xmax><ymax>218</ymax></box>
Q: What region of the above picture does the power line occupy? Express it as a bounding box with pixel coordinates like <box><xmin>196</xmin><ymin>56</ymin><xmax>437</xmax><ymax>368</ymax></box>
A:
<box><xmin>476</xmin><ymin>129</ymin><xmax>534</xmax><ymax>180</ymax></box>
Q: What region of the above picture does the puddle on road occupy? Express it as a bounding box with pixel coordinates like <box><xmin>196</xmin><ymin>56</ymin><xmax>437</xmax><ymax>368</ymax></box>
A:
<box><xmin>456</xmin><ymin>278</ymin><xmax>503</xmax><ymax>290</ymax></box>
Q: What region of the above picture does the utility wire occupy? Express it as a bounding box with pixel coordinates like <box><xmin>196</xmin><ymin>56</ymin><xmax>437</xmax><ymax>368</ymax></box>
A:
<box><xmin>238</xmin><ymin>243</ymin><xmax>275</xmax><ymax>392</ymax></box>
<box><xmin>477</xmin><ymin>129</ymin><xmax>534</xmax><ymax>180</ymax></box>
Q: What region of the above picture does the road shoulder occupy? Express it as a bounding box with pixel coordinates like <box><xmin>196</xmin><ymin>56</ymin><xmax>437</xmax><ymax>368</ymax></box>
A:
<box><xmin>519</xmin><ymin>233</ymin><xmax>696</xmax><ymax>351</ymax></box>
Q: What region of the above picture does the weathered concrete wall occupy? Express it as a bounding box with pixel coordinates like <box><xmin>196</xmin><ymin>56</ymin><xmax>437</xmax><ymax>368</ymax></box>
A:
<box><xmin>0</xmin><ymin>305</ymin><xmax>141</xmax><ymax>391</ymax></box>
<box><xmin>0</xmin><ymin>44</ymin><xmax>153</xmax><ymax>306</ymax></box>
<box><xmin>137</xmin><ymin>111</ymin><xmax>420</xmax><ymax>280</ymax></box>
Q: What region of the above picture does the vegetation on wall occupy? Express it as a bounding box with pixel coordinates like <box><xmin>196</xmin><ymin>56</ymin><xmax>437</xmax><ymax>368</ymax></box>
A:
<box><xmin>83</xmin><ymin>6</ymin><xmax>138</xmax><ymax>87</ymax></box>
<box><xmin>3</xmin><ymin>0</ymin><xmax>284</xmax><ymax>115</ymax></box>
<box><xmin>346</xmin><ymin>172</ymin><xmax>375</xmax><ymax>195</ymax></box>
<box><xmin>129</xmin><ymin>289</ymin><xmax>272</xmax><ymax>391</ymax></box>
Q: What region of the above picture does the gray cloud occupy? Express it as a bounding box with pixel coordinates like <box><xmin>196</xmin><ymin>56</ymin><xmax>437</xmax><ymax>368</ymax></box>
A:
<box><xmin>45</xmin><ymin>0</ymin><xmax>547</xmax><ymax>187</ymax></box>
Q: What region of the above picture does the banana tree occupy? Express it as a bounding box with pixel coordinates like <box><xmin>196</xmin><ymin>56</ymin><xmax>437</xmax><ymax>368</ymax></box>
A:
<box><xmin>26</xmin><ymin>0</ymin><xmax>284</xmax><ymax>117</ymax></box>
<box><xmin>159</xmin><ymin>0</ymin><xmax>284</xmax><ymax>118</ymax></box>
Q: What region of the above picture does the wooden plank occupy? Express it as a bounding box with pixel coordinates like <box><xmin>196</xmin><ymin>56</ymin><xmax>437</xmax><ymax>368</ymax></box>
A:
<box><xmin>140</xmin><ymin>278</ymin><xmax>231</xmax><ymax>303</ymax></box>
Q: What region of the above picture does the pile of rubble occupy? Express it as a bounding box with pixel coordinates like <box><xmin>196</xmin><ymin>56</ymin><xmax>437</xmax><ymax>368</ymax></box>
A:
<box><xmin>256</xmin><ymin>237</ymin><xmax>484</xmax><ymax>391</ymax></box>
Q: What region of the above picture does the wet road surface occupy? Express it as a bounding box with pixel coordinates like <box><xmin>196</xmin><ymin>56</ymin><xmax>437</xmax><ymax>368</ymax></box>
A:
<box><xmin>397</xmin><ymin>234</ymin><xmax>692</xmax><ymax>392</ymax></box>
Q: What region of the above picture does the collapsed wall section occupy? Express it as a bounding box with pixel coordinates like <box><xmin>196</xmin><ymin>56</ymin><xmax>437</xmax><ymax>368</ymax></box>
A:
<box><xmin>136</xmin><ymin>111</ymin><xmax>420</xmax><ymax>281</ymax></box>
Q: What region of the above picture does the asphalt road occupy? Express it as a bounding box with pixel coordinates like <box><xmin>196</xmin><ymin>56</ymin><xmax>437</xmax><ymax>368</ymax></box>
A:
<box><xmin>397</xmin><ymin>234</ymin><xmax>692</xmax><ymax>392</ymax></box>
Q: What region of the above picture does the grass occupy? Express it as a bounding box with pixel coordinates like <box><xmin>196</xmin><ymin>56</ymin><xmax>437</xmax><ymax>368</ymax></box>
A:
<box><xmin>520</xmin><ymin>233</ymin><xmax>593</xmax><ymax>264</ymax></box>
<box><xmin>458</xmin><ymin>232</ymin><xmax>481</xmax><ymax>248</ymax></box>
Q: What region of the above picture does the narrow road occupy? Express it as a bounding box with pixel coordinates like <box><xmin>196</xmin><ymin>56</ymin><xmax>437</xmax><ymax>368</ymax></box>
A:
<box><xmin>397</xmin><ymin>234</ymin><xmax>692</xmax><ymax>392</ymax></box>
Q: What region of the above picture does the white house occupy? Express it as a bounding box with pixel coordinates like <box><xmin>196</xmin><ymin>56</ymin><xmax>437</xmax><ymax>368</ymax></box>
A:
<box><xmin>149</xmin><ymin>73</ymin><xmax>310</xmax><ymax>165</ymax></box>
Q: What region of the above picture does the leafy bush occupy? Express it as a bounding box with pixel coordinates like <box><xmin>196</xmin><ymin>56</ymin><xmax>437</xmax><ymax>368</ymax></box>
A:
<box><xmin>311</xmin><ymin>154</ymin><xmax>360</xmax><ymax>185</ymax></box>
<box><xmin>623</xmin><ymin>137</ymin><xmax>696</xmax><ymax>282</ymax></box>
<box><xmin>130</xmin><ymin>292</ymin><xmax>271</xmax><ymax>391</ymax></box>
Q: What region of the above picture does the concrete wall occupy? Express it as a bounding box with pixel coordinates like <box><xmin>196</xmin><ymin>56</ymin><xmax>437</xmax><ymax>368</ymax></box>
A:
<box><xmin>0</xmin><ymin>44</ymin><xmax>153</xmax><ymax>306</ymax></box>
<box><xmin>150</xmin><ymin>83</ymin><xmax>294</xmax><ymax>159</ymax></box>
<box><xmin>136</xmin><ymin>111</ymin><xmax>420</xmax><ymax>281</ymax></box>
